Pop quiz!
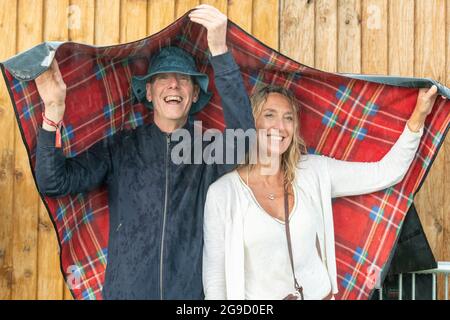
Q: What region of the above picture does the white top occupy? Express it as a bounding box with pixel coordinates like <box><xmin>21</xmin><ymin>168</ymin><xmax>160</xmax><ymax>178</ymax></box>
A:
<box><xmin>203</xmin><ymin>124</ymin><xmax>423</xmax><ymax>300</ymax></box>
<box><xmin>241</xmin><ymin>172</ymin><xmax>332</xmax><ymax>299</ymax></box>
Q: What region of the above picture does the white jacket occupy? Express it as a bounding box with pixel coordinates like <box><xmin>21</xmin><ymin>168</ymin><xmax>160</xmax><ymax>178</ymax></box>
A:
<box><xmin>203</xmin><ymin>124</ymin><xmax>423</xmax><ymax>299</ymax></box>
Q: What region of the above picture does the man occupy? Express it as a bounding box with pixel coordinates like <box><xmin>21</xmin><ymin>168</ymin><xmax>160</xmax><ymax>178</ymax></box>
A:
<box><xmin>34</xmin><ymin>5</ymin><xmax>254</xmax><ymax>299</ymax></box>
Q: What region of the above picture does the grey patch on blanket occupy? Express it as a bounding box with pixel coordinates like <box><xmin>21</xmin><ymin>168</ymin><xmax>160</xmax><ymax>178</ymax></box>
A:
<box><xmin>2</xmin><ymin>41</ymin><xmax>62</xmax><ymax>81</ymax></box>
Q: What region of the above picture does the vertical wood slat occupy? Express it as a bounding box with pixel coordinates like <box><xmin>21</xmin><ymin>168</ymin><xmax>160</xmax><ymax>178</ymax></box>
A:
<box><xmin>36</xmin><ymin>0</ymin><xmax>69</xmax><ymax>300</ymax></box>
<box><xmin>95</xmin><ymin>0</ymin><xmax>121</xmax><ymax>45</ymax></box>
<box><xmin>120</xmin><ymin>0</ymin><xmax>148</xmax><ymax>43</ymax></box>
<box><xmin>414</xmin><ymin>0</ymin><xmax>447</xmax><ymax>300</ymax></box>
<box><xmin>337</xmin><ymin>0</ymin><xmax>361</xmax><ymax>73</ymax></box>
<box><xmin>443</xmin><ymin>2</ymin><xmax>450</xmax><ymax>300</ymax></box>
<box><xmin>175</xmin><ymin>0</ymin><xmax>199</xmax><ymax>19</ymax></box>
<box><xmin>447</xmin><ymin>0</ymin><xmax>450</xmax><ymax>88</ymax></box>
<box><xmin>0</xmin><ymin>0</ymin><xmax>18</xmax><ymax>301</ymax></box>
<box><xmin>68</xmin><ymin>0</ymin><xmax>95</xmax><ymax>43</ymax></box>
<box><xmin>414</xmin><ymin>0</ymin><xmax>446</xmax><ymax>264</ymax></box>
<box><xmin>444</xmin><ymin>0</ymin><xmax>450</xmax><ymax>266</ymax></box>
<box><xmin>387</xmin><ymin>2</ymin><xmax>414</xmax><ymax>301</ymax></box>
<box><xmin>279</xmin><ymin>0</ymin><xmax>315</xmax><ymax>67</ymax></box>
<box><xmin>148</xmin><ymin>0</ymin><xmax>175</xmax><ymax>35</ymax></box>
<box><xmin>252</xmin><ymin>0</ymin><xmax>279</xmax><ymax>50</ymax></box>
<box><xmin>362</xmin><ymin>0</ymin><xmax>388</xmax><ymax>74</ymax></box>
<box><xmin>64</xmin><ymin>0</ymin><xmax>96</xmax><ymax>300</ymax></box>
<box><xmin>388</xmin><ymin>0</ymin><xmax>414</xmax><ymax>76</ymax></box>
<box><xmin>228</xmin><ymin>0</ymin><xmax>252</xmax><ymax>34</ymax></box>
<box><xmin>201</xmin><ymin>0</ymin><xmax>227</xmax><ymax>14</ymax></box>
<box><xmin>12</xmin><ymin>0</ymin><xmax>44</xmax><ymax>300</ymax></box>
<box><xmin>315</xmin><ymin>0</ymin><xmax>338</xmax><ymax>72</ymax></box>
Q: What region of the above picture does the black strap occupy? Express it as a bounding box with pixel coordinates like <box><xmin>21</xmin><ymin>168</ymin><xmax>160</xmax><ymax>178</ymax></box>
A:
<box><xmin>284</xmin><ymin>188</ymin><xmax>304</xmax><ymax>300</ymax></box>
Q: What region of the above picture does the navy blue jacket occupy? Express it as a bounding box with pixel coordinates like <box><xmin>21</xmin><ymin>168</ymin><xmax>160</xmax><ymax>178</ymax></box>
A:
<box><xmin>35</xmin><ymin>52</ymin><xmax>255</xmax><ymax>299</ymax></box>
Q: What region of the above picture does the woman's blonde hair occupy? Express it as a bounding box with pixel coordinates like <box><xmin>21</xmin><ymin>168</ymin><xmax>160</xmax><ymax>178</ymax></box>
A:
<box><xmin>246</xmin><ymin>85</ymin><xmax>308</xmax><ymax>187</ymax></box>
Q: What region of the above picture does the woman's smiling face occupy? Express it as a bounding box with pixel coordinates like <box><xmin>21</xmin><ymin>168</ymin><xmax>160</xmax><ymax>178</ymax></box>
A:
<box><xmin>255</xmin><ymin>92</ymin><xmax>295</xmax><ymax>157</ymax></box>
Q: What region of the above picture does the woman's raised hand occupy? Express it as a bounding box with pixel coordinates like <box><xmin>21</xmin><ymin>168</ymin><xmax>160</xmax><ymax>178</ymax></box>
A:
<box><xmin>415</xmin><ymin>85</ymin><xmax>440</xmax><ymax>116</ymax></box>
<box><xmin>407</xmin><ymin>85</ymin><xmax>442</xmax><ymax>132</ymax></box>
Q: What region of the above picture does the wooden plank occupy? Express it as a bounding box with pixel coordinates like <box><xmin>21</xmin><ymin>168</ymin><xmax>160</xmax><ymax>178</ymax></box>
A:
<box><xmin>64</xmin><ymin>1</ymin><xmax>96</xmax><ymax>300</ymax></box>
<box><xmin>69</xmin><ymin>0</ymin><xmax>95</xmax><ymax>44</ymax></box>
<box><xmin>388</xmin><ymin>0</ymin><xmax>414</xmax><ymax>76</ymax></box>
<box><xmin>201</xmin><ymin>0</ymin><xmax>227</xmax><ymax>14</ymax></box>
<box><xmin>148</xmin><ymin>0</ymin><xmax>175</xmax><ymax>35</ymax></box>
<box><xmin>64</xmin><ymin>280</ymin><xmax>73</xmax><ymax>300</ymax></box>
<box><xmin>12</xmin><ymin>0</ymin><xmax>44</xmax><ymax>300</ymax></box>
<box><xmin>444</xmin><ymin>0</ymin><xmax>450</xmax><ymax>265</ymax></box>
<box><xmin>93</xmin><ymin>0</ymin><xmax>123</xmax><ymax>301</ymax></box>
<box><xmin>414</xmin><ymin>0</ymin><xmax>447</xmax><ymax>300</ymax></box>
<box><xmin>443</xmin><ymin>0</ymin><xmax>450</xmax><ymax>294</ymax></box>
<box><xmin>252</xmin><ymin>0</ymin><xmax>278</xmax><ymax>50</ymax></box>
<box><xmin>44</xmin><ymin>0</ymin><xmax>70</xmax><ymax>42</ymax></box>
<box><xmin>414</xmin><ymin>0</ymin><xmax>447</xmax><ymax>82</ymax></box>
<box><xmin>414</xmin><ymin>0</ymin><xmax>446</xmax><ymax>258</ymax></box>
<box><xmin>337</xmin><ymin>0</ymin><xmax>361</xmax><ymax>73</ymax></box>
<box><xmin>445</xmin><ymin>0</ymin><xmax>450</xmax><ymax>89</ymax></box>
<box><xmin>447</xmin><ymin>0</ymin><xmax>450</xmax><ymax>88</ymax></box>
<box><xmin>36</xmin><ymin>0</ymin><xmax>70</xmax><ymax>300</ymax></box>
<box><xmin>440</xmin><ymin>0</ymin><xmax>449</xmax><ymax>300</ymax></box>
<box><xmin>361</xmin><ymin>0</ymin><xmax>387</xmax><ymax>74</ymax></box>
<box><xmin>442</xmin><ymin>4</ymin><xmax>450</xmax><ymax>303</ymax></box>
<box><xmin>279</xmin><ymin>0</ymin><xmax>315</xmax><ymax>67</ymax></box>
<box><xmin>388</xmin><ymin>4</ymin><xmax>441</xmax><ymax>296</ymax></box>
<box><xmin>315</xmin><ymin>0</ymin><xmax>337</xmax><ymax>72</ymax></box>
<box><xmin>94</xmin><ymin>0</ymin><xmax>121</xmax><ymax>45</ymax></box>
<box><xmin>227</xmin><ymin>0</ymin><xmax>252</xmax><ymax>34</ymax></box>
<box><xmin>120</xmin><ymin>0</ymin><xmax>148</xmax><ymax>43</ymax></box>
<box><xmin>37</xmin><ymin>200</ymin><xmax>64</xmax><ymax>301</ymax></box>
<box><xmin>175</xmin><ymin>0</ymin><xmax>199</xmax><ymax>19</ymax></box>
<box><xmin>0</xmin><ymin>0</ymin><xmax>17</xmax><ymax>301</ymax></box>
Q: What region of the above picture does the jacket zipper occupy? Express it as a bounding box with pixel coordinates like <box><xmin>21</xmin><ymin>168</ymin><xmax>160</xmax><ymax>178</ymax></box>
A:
<box><xmin>160</xmin><ymin>133</ymin><xmax>170</xmax><ymax>300</ymax></box>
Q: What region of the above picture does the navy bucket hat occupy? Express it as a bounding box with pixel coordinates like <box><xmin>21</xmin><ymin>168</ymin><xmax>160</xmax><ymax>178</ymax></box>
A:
<box><xmin>131</xmin><ymin>46</ymin><xmax>212</xmax><ymax>114</ymax></box>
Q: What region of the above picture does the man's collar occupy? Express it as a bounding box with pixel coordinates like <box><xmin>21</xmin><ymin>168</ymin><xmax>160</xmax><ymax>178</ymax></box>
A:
<box><xmin>149</xmin><ymin>116</ymin><xmax>195</xmax><ymax>137</ymax></box>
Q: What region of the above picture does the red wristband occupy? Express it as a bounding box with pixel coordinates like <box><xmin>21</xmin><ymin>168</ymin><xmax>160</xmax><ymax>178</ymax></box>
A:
<box><xmin>42</xmin><ymin>113</ymin><xmax>63</xmax><ymax>148</ymax></box>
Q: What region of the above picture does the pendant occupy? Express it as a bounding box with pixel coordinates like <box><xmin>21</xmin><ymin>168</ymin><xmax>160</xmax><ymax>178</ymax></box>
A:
<box><xmin>268</xmin><ymin>193</ymin><xmax>275</xmax><ymax>200</ymax></box>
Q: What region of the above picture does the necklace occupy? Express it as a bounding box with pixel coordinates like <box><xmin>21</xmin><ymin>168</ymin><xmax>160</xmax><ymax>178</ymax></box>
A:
<box><xmin>247</xmin><ymin>166</ymin><xmax>279</xmax><ymax>200</ymax></box>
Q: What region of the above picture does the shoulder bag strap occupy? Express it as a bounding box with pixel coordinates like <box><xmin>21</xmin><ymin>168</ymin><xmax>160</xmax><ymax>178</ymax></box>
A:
<box><xmin>284</xmin><ymin>188</ymin><xmax>304</xmax><ymax>300</ymax></box>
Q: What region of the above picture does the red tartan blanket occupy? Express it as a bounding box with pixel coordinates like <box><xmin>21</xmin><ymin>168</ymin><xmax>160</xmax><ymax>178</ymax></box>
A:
<box><xmin>1</xmin><ymin>12</ymin><xmax>449</xmax><ymax>300</ymax></box>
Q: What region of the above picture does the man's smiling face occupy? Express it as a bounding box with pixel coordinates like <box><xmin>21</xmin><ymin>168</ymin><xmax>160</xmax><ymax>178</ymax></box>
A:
<box><xmin>146</xmin><ymin>72</ymin><xmax>200</xmax><ymax>128</ymax></box>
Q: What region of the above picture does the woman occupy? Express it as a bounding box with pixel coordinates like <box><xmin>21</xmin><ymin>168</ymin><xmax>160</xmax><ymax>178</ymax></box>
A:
<box><xmin>202</xmin><ymin>84</ymin><xmax>439</xmax><ymax>300</ymax></box>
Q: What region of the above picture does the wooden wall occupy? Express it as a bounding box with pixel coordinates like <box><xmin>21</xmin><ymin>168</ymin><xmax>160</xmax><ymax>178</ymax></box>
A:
<box><xmin>0</xmin><ymin>0</ymin><xmax>448</xmax><ymax>300</ymax></box>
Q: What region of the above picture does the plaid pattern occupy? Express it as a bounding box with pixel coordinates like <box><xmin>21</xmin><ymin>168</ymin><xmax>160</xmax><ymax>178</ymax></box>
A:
<box><xmin>1</xmin><ymin>14</ymin><xmax>449</xmax><ymax>300</ymax></box>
